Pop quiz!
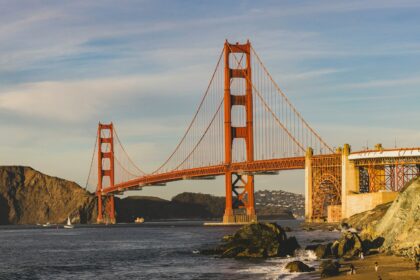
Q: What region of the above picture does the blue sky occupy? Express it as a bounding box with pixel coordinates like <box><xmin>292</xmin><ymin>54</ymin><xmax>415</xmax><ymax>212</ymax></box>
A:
<box><xmin>1</xmin><ymin>0</ymin><xmax>420</xmax><ymax>199</ymax></box>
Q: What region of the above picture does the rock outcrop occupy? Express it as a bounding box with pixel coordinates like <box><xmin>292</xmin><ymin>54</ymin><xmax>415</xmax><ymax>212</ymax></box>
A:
<box><xmin>306</xmin><ymin>232</ymin><xmax>384</xmax><ymax>260</ymax></box>
<box><xmin>345</xmin><ymin>202</ymin><xmax>391</xmax><ymax>232</ymax></box>
<box><xmin>319</xmin><ymin>260</ymin><xmax>340</xmax><ymax>278</ymax></box>
<box><xmin>285</xmin><ymin>261</ymin><xmax>314</xmax><ymax>272</ymax></box>
<box><xmin>0</xmin><ymin>166</ymin><xmax>96</xmax><ymax>224</ymax></box>
<box><xmin>373</xmin><ymin>178</ymin><xmax>420</xmax><ymax>257</ymax></box>
<box><xmin>345</xmin><ymin>177</ymin><xmax>420</xmax><ymax>258</ymax></box>
<box><xmin>204</xmin><ymin>222</ymin><xmax>300</xmax><ymax>258</ymax></box>
<box><xmin>306</xmin><ymin>243</ymin><xmax>334</xmax><ymax>259</ymax></box>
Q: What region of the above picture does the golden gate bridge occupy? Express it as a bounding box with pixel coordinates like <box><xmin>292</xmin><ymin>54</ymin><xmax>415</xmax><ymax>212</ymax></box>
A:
<box><xmin>86</xmin><ymin>40</ymin><xmax>420</xmax><ymax>224</ymax></box>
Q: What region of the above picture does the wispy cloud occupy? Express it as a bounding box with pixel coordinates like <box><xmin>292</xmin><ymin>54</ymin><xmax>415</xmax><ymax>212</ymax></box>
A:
<box><xmin>1</xmin><ymin>0</ymin><xmax>420</xmax><ymax>197</ymax></box>
<box><xmin>0</xmin><ymin>9</ymin><xmax>62</xmax><ymax>38</ymax></box>
<box><xmin>280</xmin><ymin>68</ymin><xmax>346</xmax><ymax>82</ymax></box>
<box><xmin>258</xmin><ymin>0</ymin><xmax>420</xmax><ymax>17</ymax></box>
<box><xmin>339</xmin><ymin>75</ymin><xmax>420</xmax><ymax>89</ymax></box>
<box><xmin>0</xmin><ymin>67</ymin><xmax>210</xmax><ymax>122</ymax></box>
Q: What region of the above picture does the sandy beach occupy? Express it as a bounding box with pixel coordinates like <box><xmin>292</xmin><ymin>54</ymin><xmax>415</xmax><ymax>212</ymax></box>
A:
<box><xmin>327</xmin><ymin>253</ymin><xmax>419</xmax><ymax>280</ymax></box>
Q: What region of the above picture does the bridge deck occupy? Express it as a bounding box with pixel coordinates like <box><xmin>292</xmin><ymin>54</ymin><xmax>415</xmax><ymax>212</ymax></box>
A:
<box><xmin>349</xmin><ymin>147</ymin><xmax>420</xmax><ymax>166</ymax></box>
<box><xmin>102</xmin><ymin>157</ymin><xmax>306</xmax><ymax>194</ymax></box>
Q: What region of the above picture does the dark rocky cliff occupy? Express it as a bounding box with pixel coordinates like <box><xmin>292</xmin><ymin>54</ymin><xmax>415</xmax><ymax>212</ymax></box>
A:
<box><xmin>115</xmin><ymin>192</ymin><xmax>295</xmax><ymax>222</ymax></box>
<box><xmin>0</xmin><ymin>166</ymin><xmax>96</xmax><ymax>225</ymax></box>
<box><xmin>115</xmin><ymin>194</ymin><xmax>224</xmax><ymax>222</ymax></box>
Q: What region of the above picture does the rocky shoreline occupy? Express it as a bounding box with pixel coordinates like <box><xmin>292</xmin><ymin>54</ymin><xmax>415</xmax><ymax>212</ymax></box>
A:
<box><xmin>203</xmin><ymin>221</ymin><xmax>419</xmax><ymax>278</ymax></box>
<box><xmin>203</xmin><ymin>177</ymin><xmax>420</xmax><ymax>278</ymax></box>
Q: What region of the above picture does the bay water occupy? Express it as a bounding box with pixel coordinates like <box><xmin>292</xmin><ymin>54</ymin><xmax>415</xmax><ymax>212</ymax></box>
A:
<box><xmin>0</xmin><ymin>220</ymin><xmax>340</xmax><ymax>280</ymax></box>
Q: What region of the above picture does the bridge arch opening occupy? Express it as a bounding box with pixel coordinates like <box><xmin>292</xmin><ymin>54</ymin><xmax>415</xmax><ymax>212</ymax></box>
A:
<box><xmin>312</xmin><ymin>174</ymin><xmax>341</xmax><ymax>221</ymax></box>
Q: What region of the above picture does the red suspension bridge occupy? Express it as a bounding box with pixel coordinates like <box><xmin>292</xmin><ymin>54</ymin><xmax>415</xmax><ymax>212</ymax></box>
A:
<box><xmin>86</xmin><ymin>40</ymin><xmax>420</xmax><ymax>224</ymax></box>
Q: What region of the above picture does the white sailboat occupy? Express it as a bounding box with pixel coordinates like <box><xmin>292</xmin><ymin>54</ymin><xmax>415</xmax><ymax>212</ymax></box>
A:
<box><xmin>64</xmin><ymin>217</ymin><xmax>74</xmax><ymax>229</ymax></box>
<box><xmin>42</xmin><ymin>222</ymin><xmax>51</xmax><ymax>227</ymax></box>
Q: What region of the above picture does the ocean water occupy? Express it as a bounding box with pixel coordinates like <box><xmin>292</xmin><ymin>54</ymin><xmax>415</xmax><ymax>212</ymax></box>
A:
<box><xmin>0</xmin><ymin>220</ymin><xmax>340</xmax><ymax>280</ymax></box>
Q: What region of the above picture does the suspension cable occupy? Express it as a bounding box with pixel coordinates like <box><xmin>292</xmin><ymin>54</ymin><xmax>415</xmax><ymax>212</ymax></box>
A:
<box><xmin>153</xmin><ymin>47</ymin><xmax>225</xmax><ymax>173</ymax></box>
<box><xmin>113</xmin><ymin>126</ymin><xmax>146</xmax><ymax>175</ymax></box>
<box><xmin>227</xmin><ymin>44</ymin><xmax>306</xmax><ymax>153</ymax></box>
<box><xmin>85</xmin><ymin>128</ymin><xmax>99</xmax><ymax>190</ymax></box>
<box><xmin>173</xmin><ymin>99</ymin><xmax>224</xmax><ymax>170</ymax></box>
<box><xmin>250</xmin><ymin>46</ymin><xmax>333</xmax><ymax>153</ymax></box>
<box><xmin>153</xmin><ymin>51</ymin><xmax>245</xmax><ymax>173</ymax></box>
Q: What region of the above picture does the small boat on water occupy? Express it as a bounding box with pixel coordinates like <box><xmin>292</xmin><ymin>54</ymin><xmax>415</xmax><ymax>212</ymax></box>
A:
<box><xmin>134</xmin><ymin>217</ymin><xmax>144</xmax><ymax>224</ymax></box>
<box><xmin>42</xmin><ymin>222</ymin><xmax>51</xmax><ymax>227</ymax></box>
<box><xmin>64</xmin><ymin>217</ymin><xmax>74</xmax><ymax>229</ymax></box>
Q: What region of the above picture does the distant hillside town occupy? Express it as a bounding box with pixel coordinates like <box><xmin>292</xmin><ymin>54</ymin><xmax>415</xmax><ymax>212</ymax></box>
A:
<box><xmin>255</xmin><ymin>189</ymin><xmax>305</xmax><ymax>218</ymax></box>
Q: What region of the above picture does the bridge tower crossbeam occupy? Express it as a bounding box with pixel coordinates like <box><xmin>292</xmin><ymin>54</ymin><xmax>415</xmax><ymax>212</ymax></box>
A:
<box><xmin>223</xmin><ymin>40</ymin><xmax>256</xmax><ymax>223</ymax></box>
<box><xmin>96</xmin><ymin>123</ymin><xmax>116</xmax><ymax>224</ymax></box>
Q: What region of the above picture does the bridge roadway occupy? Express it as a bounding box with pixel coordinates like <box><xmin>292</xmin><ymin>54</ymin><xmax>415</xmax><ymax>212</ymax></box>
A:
<box><xmin>102</xmin><ymin>147</ymin><xmax>420</xmax><ymax>195</ymax></box>
<box><xmin>101</xmin><ymin>156</ymin><xmax>308</xmax><ymax>194</ymax></box>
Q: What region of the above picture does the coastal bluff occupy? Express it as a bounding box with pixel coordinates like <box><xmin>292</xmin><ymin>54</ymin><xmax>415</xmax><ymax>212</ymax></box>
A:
<box><xmin>345</xmin><ymin>177</ymin><xmax>420</xmax><ymax>258</ymax></box>
<box><xmin>0</xmin><ymin>166</ymin><xmax>96</xmax><ymax>224</ymax></box>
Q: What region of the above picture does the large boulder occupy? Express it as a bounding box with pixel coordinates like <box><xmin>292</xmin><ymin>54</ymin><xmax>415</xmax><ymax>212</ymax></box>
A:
<box><xmin>285</xmin><ymin>261</ymin><xmax>315</xmax><ymax>272</ymax></box>
<box><xmin>211</xmin><ymin>222</ymin><xmax>300</xmax><ymax>258</ymax></box>
<box><xmin>331</xmin><ymin>231</ymin><xmax>363</xmax><ymax>259</ymax></box>
<box><xmin>319</xmin><ymin>232</ymin><xmax>384</xmax><ymax>260</ymax></box>
<box><xmin>306</xmin><ymin>243</ymin><xmax>333</xmax><ymax>259</ymax></box>
<box><xmin>319</xmin><ymin>260</ymin><xmax>340</xmax><ymax>278</ymax></box>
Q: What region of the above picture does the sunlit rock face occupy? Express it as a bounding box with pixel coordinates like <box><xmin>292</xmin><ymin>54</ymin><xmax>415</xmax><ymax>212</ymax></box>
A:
<box><xmin>0</xmin><ymin>166</ymin><xmax>96</xmax><ymax>225</ymax></box>
<box><xmin>374</xmin><ymin>178</ymin><xmax>420</xmax><ymax>257</ymax></box>
<box><xmin>345</xmin><ymin>177</ymin><xmax>420</xmax><ymax>258</ymax></box>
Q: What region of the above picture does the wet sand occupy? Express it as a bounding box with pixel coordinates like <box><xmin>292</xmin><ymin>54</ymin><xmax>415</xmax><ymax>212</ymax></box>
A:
<box><xmin>328</xmin><ymin>253</ymin><xmax>419</xmax><ymax>280</ymax></box>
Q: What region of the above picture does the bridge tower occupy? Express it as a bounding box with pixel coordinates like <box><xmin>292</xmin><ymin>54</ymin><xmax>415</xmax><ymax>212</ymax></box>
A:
<box><xmin>223</xmin><ymin>40</ymin><xmax>256</xmax><ymax>223</ymax></box>
<box><xmin>96</xmin><ymin>123</ymin><xmax>116</xmax><ymax>224</ymax></box>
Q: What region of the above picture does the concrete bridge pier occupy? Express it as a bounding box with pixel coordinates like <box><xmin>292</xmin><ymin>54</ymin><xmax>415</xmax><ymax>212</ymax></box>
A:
<box><xmin>304</xmin><ymin>147</ymin><xmax>313</xmax><ymax>221</ymax></box>
<box><xmin>341</xmin><ymin>144</ymin><xmax>359</xmax><ymax>220</ymax></box>
<box><xmin>304</xmin><ymin>143</ymin><xmax>409</xmax><ymax>223</ymax></box>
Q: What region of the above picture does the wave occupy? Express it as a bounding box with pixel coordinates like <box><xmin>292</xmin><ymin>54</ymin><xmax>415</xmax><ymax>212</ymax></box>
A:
<box><xmin>236</xmin><ymin>250</ymin><xmax>320</xmax><ymax>279</ymax></box>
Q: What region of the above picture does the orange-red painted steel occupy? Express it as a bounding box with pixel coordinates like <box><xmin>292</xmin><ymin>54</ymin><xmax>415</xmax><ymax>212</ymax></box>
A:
<box><xmin>351</xmin><ymin>150</ymin><xmax>420</xmax><ymax>192</ymax></box>
<box><xmin>101</xmin><ymin>157</ymin><xmax>306</xmax><ymax>194</ymax></box>
<box><xmin>224</xmin><ymin>40</ymin><xmax>255</xmax><ymax>219</ymax></box>
<box><xmin>99</xmin><ymin>152</ymin><xmax>344</xmax><ymax>202</ymax></box>
<box><xmin>311</xmin><ymin>153</ymin><xmax>342</xmax><ymax>220</ymax></box>
<box><xmin>96</xmin><ymin>123</ymin><xmax>116</xmax><ymax>224</ymax></box>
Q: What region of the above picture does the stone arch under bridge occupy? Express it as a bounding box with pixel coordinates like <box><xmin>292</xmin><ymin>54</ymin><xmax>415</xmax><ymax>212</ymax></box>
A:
<box><xmin>305</xmin><ymin>150</ymin><xmax>342</xmax><ymax>222</ymax></box>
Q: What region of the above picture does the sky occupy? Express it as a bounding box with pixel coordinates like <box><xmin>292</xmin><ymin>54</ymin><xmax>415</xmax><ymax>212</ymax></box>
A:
<box><xmin>1</xmin><ymin>0</ymin><xmax>420</xmax><ymax>199</ymax></box>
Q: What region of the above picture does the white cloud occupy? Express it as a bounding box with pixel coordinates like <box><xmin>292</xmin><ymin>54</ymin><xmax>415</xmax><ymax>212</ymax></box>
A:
<box><xmin>0</xmin><ymin>66</ymin><xmax>210</xmax><ymax>122</ymax></box>
<box><xmin>280</xmin><ymin>68</ymin><xmax>345</xmax><ymax>82</ymax></box>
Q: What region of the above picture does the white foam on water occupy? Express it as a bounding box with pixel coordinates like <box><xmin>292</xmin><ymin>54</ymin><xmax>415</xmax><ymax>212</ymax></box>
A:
<box><xmin>236</xmin><ymin>250</ymin><xmax>320</xmax><ymax>279</ymax></box>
